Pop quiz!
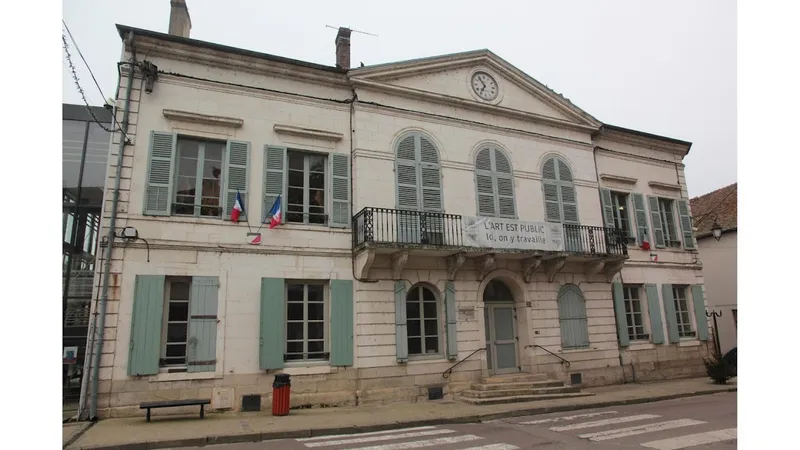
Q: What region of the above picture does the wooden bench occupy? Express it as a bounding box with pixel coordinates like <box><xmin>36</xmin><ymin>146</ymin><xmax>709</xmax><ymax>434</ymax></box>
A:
<box><xmin>139</xmin><ymin>399</ymin><xmax>211</xmax><ymax>422</ymax></box>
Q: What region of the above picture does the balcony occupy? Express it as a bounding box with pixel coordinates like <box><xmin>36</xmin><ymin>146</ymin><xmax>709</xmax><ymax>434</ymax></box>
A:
<box><xmin>352</xmin><ymin>207</ymin><xmax>628</xmax><ymax>282</ymax></box>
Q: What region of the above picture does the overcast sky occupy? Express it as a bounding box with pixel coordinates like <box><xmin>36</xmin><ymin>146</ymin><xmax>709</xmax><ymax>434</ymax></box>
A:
<box><xmin>62</xmin><ymin>0</ymin><xmax>736</xmax><ymax>197</ymax></box>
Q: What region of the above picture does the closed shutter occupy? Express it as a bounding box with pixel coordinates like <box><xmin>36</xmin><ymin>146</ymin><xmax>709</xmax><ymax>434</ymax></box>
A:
<box><xmin>330</xmin><ymin>280</ymin><xmax>354</xmax><ymax>366</ymax></box>
<box><xmin>127</xmin><ymin>275</ymin><xmax>165</xmax><ymax>376</ymax></box>
<box><xmin>144</xmin><ymin>132</ymin><xmax>177</xmax><ymax>216</ymax></box>
<box><xmin>677</xmin><ymin>199</ymin><xmax>695</xmax><ymax>249</ymax></box>
<box><xmin>264</xmin><ymin>146</ymin><xmax>286</xmax><ymax>222</ymax></box>
<box><xmin>543</xmin><ymin>182</ymin><xmax>561</xmax><ymax>222</ymax></box>
<box><xmin>557</xmin><ymin>284</ymin><xmax>589</xmax><ymax>349</ymax></box>
<box><xmin>631</xmin><ymin>193</ymin><xmax>650</xmax><ymax>245</ymax></box>
<box><xmin>661</xmin><ymin>284</ymin><xmax>680</xmax><ymax>343</ymax></box>
<box><xmin>494</xmin><ymin>149</ymin><xmax>516</xmax><ymax>218</ymax></box>
<box><xmin>396</xmin><ymin>135</ymin><xmax>419</xmax><ymax>244</ymax></box>
<box><xmin>187</xmin><ymin>276</ymin><xmax>219</xmax><ymax>373</ymax></box>
<box><xmin>691</xmin><ymin>285</ymin><xmax>709</xmax><ymax>341</ymax></box>
<box><xmin>611</xmin><ymin>283</ymin><xmax>629</xmax><ymax>347</ymax></box>
<box><xmin>444</xmin><ymin>281</ymin><xmax>458</xmax><ymax>361</ymax></box>
<box><xmin>599</xmin><ymin>189</ymin><xmax>615</xmax><ymax>229</ymax></box>
<box><xmin>260</xmin><ymin>277</ymin><xmax>286</xmax><ymax>370</ymax></box>
<box><xmin>644</xmin><ymin>284</ymin><xmax>665</xmax><ymax>344</ymax></box>
<box><xmin>223</xmin><ymin>140</ymin><xmax>250</xmax><ymax>220</ymax></box>
<box><xmin>394</xmin><ymin>281</ymin><xmax>408</xmax><ymax>363</ymax></box>
<box><xmin>330</xmin><ymin>153</ymin><xmax>351</xmax><ymax>228</ymax></box>
<box><xmin>648</xmin><ymin>196</ymin><xmax>666</xmax><ymax>248</ymax></box>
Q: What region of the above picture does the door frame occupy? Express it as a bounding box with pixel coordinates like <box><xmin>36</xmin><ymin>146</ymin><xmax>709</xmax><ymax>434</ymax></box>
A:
<box><xmin>485</xmin><ymin>302</ymin><xmax>520</xmax><ymax>375</ymax></box>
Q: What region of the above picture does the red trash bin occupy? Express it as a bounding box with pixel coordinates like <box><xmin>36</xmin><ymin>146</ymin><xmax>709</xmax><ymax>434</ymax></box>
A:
<box><xmin>272</xmin><ymin>374</ymin><xmax>291</xmax><ymax>416</ymax></box>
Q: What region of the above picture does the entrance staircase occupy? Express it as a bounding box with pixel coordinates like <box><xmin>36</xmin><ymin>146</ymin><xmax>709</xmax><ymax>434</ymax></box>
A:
<box><xmin>454</xmin><ymin>373</ymin><xmax>594</xmax><ymax>406</ymax></box>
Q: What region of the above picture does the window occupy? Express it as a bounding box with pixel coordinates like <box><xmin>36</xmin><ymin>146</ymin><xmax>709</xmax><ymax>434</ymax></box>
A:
<box><xmin>474</xmin><ymin>146</ymin><xmax>516</xmax><ymax>218</ymax></box>
<box><xmin>610</xmin><ymin>192</ymin><xmax>636</xmax><ymax>244</ymax></box>
<box><xmin>394</xmin><ymin>133</ymin><xmax>444</xmax><ymax>245</ymax></box>
<box><xmin>672</xmin><ymin>286</ymin><xmax>695</xmax><ymax>338</ymax></box>
<box><xmin>287</xmin><ymin>151</ymin><xmax>327</xmax><ymax>225</ymax></box>
<box><xmin>658</xmin><ymin>198</ymin><xmax>680</xmax><ymax>248</ymax></box>
<box><xmin>174</xmin><ymin>138</ymin><xmax>225</xmax><ymax>217</ymax></box>
<box><xmin>406</xmin><ymin>285</ymin><xmax>440</xmax><ymax>356</ymax></box>
<box><xmin>286</xmin><ymin>282</ymin><xmax>328</xmax><ymax>362</ymax></box>
<box><xmin>623</xmin><ymin>285</ymin><xmax>649</xmax><ymax>341</ymax></box>
<box><xmin>161</xmin><ymin>277</ymin><xmax>191</xmax><ymax>368</ymax></box>
<box><xmin>542</xmin><ymin>156</ymin><xmax>580</xmax><ymax>251</ymax></box>
<box><xmin>557</xmin><ymin>284</ymin><xmax>589</xmax><ymax>350</ymax></box>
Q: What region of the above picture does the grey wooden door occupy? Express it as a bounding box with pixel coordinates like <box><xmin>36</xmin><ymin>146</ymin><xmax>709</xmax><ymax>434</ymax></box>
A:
<box><xmin>486</xmin><ymin>303</ymin><xmax>519</xmax><ymax>374</ymax></box>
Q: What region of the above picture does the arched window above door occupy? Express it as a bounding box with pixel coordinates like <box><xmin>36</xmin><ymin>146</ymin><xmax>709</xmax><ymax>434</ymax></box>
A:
<box><xmin>483</xmin><ymin>279</ymin><xmax>515</xmax><ymax>303</ymax></box>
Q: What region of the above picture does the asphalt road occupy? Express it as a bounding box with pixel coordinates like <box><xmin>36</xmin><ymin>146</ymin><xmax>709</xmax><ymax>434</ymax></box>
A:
<box><xmin>168</xmin><ymin>392</ymin><xmax>736</xmax><ymax>450</ymax></box>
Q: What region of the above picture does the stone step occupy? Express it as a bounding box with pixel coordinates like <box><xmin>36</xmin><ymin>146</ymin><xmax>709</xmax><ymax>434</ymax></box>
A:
<box><xmin>481</xmin><ymin>373</ymin><xmax>548</xmax><ymax>384</ymax></box>
<box><xmin>460</xmin><ymin>385</ymin><xmax>582</xmax><ymax>399</ymax></box>
<box><xmin>471</xmin><ymin>380</ymin><xmax>565</xmax><ymax>391</ymax></box>
<box><xmin>456</xmin><ymin>391</ymin><xmax>594</xmax><ymax>406</ymax></box>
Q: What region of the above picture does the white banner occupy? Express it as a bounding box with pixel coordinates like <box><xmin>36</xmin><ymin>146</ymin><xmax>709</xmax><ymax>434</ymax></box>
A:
<box><xmin>461</xmin><ymin>216</ymin><xmax>565</xmax><ymax>251</ymax></box>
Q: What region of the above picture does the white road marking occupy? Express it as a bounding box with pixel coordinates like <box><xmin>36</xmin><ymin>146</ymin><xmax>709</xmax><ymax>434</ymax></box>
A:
<box><xmin>341</xmin><ymin>434</ymin><xmax>483</xmax><ymax>450</ymax></box>
<box><xmin>520</xmin><ymin>411</ymin><xmax>619</xmax><ymax>425</ymax></box>
<box><xmin>640</xmin><ymin>428</ymin><xmax>737</xmax><ymax>449</ymax></box>
<box><xmin>303</xmin><ymin>428</ymin><xmax>456</xmax><ymax>447</ymax></box>
<box><xmin>297</xmin><ymin>426</ymin><xmax>437</xmax><ymax>442</ymax></box>
<box><xmin>578</xmin><ymin>419</ymin><xmax>706</xmax><ymax>442</ymax></box>
<box><xmin>459</xmin><ymin>444</ymin><xmax>520</xmax><ymax>450</ymax></box>
<box><xmin>550</xmin><ymin>414</ymin><xmax>661</xmax><ymax>431</ymax></box>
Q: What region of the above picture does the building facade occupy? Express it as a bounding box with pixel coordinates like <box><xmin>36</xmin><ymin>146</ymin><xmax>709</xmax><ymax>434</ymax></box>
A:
<box><xmin>82</xmin><ymin>2</ymin><xmax>713</xmax><ymax>418</ymax></box>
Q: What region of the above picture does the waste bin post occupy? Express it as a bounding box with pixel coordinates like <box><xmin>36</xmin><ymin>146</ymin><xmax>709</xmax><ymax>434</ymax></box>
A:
<box><xmin>272</xmin><ymin>373</ymin><xmax>291</xmax><ymax>416</ymax></box>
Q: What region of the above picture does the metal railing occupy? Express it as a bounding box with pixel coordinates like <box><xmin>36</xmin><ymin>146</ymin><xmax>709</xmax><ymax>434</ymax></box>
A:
<box><xmin>443</xmin><ymin>347</ymin><xmax>486</xmax><ymax>379</ymax></box>
<box><xmin>525</xmin><ymin>344</ymin><xmax>571</xmax><ymax>368</ymax></box>
<box><xmin>562</xmin><ymin>224</ymin><xmax>628</xmax><ymax>257</ymax></box>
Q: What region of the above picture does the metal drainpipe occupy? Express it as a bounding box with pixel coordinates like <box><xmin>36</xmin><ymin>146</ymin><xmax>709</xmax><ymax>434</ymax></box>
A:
<box><xmin>89</xmin><ymin>39</ymin><xmax>136</xmax><ymax>420</ymax></box>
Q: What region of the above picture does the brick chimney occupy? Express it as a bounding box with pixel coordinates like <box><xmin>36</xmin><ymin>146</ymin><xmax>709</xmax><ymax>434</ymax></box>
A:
<box><xmin>168</xmin><ymin>0</ymin><xmax>192</xmax><ymax>38</ymax></box>
<box><xmin>335</xmin><ymin>27</ymin><xmax>351</xmax><ymax>70</ymax></box>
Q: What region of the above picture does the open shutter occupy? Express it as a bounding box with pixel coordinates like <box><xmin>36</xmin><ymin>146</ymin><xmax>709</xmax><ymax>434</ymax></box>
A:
<box><xmin>394</xmin><ymin>281</ymin><xmax>408</xmax><ymax>363</ymax></box>
<box><xmin>223</xmin><ymin>140</ymin><xmax>250</xmax><ymax>220</ymax></box>
<box><xmin>187</xmin><ymin>276</ymin><xmax>219</xmax><ymax>373</ymax></box>
<box><xmin>330</xmin><ymin>280</ymin><xmax>354</xmax><ymax>366</ymax></box>
<box><xmin>691</xmin><ymin>285</ymin><xmax>709</xmax><ymax>341</ymax></box>
<box><xmin>611</xmin><ymin>283</ymin><xmax>630</xmax><ymax>347</ymax></box>
<box><xmin>144</xmin><ymin>131</ymin><xmax>177</xmax><ymax>216</ymax></box>
<box><xmin>264</xmin><ymin>146</ymin><xmax>286</xmax><ymax>223</ymax></box>
<box><xmin>444</xmin><ymin>281</ymin><xmax>458</xmax><ymax>361</ymax></box>
<box><xmin>648</xmin><ymin>196</ymin><xmax>666</xmax><ymax>248</ymax></box>
<box><xmin>661</xmin><ymin>284</ymin><xmax>680</xmax><ymax>343</ymax></box>
<box><xmin>599</xmin><ymin>189</ymin><xmax>615</xmax><ymax>229</ymax></box>
<box><xmin>329</xmin><ymin>153</ymin><xmax>351</xmax><ymax>228</ymax></box>
<box><xmin>677</xmin><ymin>199</ymin><xmax>696</xmax><ymax>249</ymax></box>
<box><xmin>631</xmin><ymin>193</ymin><xmax>650</xmax><ymax>245</ymax></box>
<box><xmin>260</xmin><ymin>277</ymin><xmax>285</xmax><ymax>370</ymax></box>
<box><xmin>127</xmin><ymin>275</ymin><xmax>165</xmax><ymax>376</ymax></box>
<box><xmin>644</xmin><ymin>284</ymin><xmax>665</xmax><ymax>344</ymax></box>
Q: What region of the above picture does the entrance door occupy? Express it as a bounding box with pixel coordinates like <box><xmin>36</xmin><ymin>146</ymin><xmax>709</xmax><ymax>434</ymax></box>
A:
<box><xmin>485</xmin><ymin>303</ymin><xmax>519</xmax><ymax>374</ymax></box>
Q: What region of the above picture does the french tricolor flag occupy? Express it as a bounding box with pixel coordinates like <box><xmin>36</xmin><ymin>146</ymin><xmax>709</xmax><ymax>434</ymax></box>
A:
<box><xmin>231</xmin><ymin>190</ymin><xmax>245</xmax><ymax>223</ymax></box>
<box><xmin>267</xmin><ymin>195</ymin><xmax>282</xmax><ymax>229</ymax></box>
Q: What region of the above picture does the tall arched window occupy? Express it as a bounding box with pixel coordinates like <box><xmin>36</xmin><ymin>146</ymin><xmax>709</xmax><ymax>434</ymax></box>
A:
<box><xmin>395</xmin><ymin>132</ymin><xmax>443</xmax><ymax>244</ymax></box>
<box><xmin>541</xmin><ymin>156</ymin><xmax>578</xmax><ymax>224</ymax></box>
<box><xmin>475</xmin><ymin>146</ymin><xmax>516</xmax><ymax>218</ymax></box>
<box><xmin>406</xmin><ymin>284</ymin><xmax>440</xmax><ymax>356</ymax></box>
<box><xmin>557</xmin><ymin>284</ymin><xmax>589</xmax><ymax>350</ymax></box>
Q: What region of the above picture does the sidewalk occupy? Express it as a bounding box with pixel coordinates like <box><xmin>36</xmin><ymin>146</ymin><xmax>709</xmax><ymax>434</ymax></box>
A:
<box><xmin>65</xmin><ymin>377</ymin><xmax>736</xmax><ymax>450</ymax></box>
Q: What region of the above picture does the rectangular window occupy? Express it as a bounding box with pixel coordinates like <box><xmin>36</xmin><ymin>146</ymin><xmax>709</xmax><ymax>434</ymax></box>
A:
<box><xmin>285</xmin><ymin>282</ymin><xmax>328</xmax><ymax>362</ymax></box>
<box><xmin>672</xmin><ymin>285</ymin><xmax>695</xmax><ymax>338</ymax></box>
<box><xmin>610</xmin><ymin>191</ymin><xmax>636</xmax><ymax>244</ymax></box>
<box><xmin>287</xmin><ymin>151</ymin><xmax>327</xmax><ymax>225</ymax></box>
<box><xmin>623</xmin><ymin>285</ymin><xmax>649</xmax><ymax>341</ymax></box>
<box><xmin>658</xmin><ymin>198</ymin><xmax>680</xmax><ymax>248</ymax></box>
<box><xmin>162</xmin><ymin>276</ymin><xmax>192</xmax><ymax>369</ymax></box>
<box><xmin>173</xmin><ymin>138</ymin><xmax>225</xmax><ymax>218</ymax></box>
<box><xmin>406</xmin><ymin>285</ymin><xmax>440</xmax><ymax>356</ymax></box>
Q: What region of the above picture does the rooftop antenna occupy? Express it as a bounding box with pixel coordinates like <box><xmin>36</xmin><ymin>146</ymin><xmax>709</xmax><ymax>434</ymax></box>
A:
<box><xmin>325</xmin><ymin>24</ymin><xmax>379</xmax><ymax>37</ymax></box>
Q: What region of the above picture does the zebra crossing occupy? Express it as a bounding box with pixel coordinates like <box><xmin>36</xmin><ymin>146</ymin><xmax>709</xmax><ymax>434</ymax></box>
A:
<box><xmin>294</xmin><ymin>425</ymin><xmax>519</xmax><ymax>450</ymax></box>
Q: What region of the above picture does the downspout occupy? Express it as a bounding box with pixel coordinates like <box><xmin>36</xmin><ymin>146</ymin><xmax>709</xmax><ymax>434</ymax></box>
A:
<box><xmin>89</xmin><ymin>32</ymin><xmax>136</xmax><ymax>420</ymax></box>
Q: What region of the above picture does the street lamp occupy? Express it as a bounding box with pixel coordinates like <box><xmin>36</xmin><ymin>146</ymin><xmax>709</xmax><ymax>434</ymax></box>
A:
<box><xmin>711</xmin><ymin>222</ymin><xmax>723</xmax><ymax>241</ymax></box>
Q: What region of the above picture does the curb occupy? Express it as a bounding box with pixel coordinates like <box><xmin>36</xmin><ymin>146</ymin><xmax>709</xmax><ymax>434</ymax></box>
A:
<box><xmin>70</xmin><ymin>388</ymin><xmax>736</xmax><ymax>450</ymax></box>
<box><xmin>63</xmin><ymin>421</ymin><xmax>95</xmax><ymax>449</ymax></box>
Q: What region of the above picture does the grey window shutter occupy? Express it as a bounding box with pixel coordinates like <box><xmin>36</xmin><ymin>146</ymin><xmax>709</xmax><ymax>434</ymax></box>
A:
<box><xmin>599</xmin><ymin>189</ymin><xmax>615</xmax><ymax>229</ymax></box>
<box><xmin>661</xmin><ymin>284</ymin><xmax>680</xmax><ymax>343</ymax></box>
<box><xmin>420</xmin><ymin>164</ymin><xmax>442</xmax><ymax>212</ymax></box>
<box><xmin>677</xmin><ymin>199</ymin><xmax>696</xmax><ymax>249</ymax></box>
<box><xmin>494</xmin><ymin>149</ymin><xmax>516</xmax><ymax>218</ymax></box>
<box><xmin>611</xmin><ymin>283</ymin><xmax>630</xmax><ymax>347</ymax></box>
<box><xmin>127</xmin><ymin>275</ymin><xmax>165</xmax><ymax>376</ymax></box>
<box><xmin>644</xmin><ymin>284</ymin><xmax>665</xmax><ymax>344</ymax></box>
<box><xmin>187</xmin><ymin>276</ymin><xmax>219</xmax><ymax>373</ymax></box>
<box><xmin>259</xmin><ymin>277</ymin><xmax>285</xmax><ymax>370</ymax></box>
<box><xmin>444</xmin><ymin>281</ymin><xmax>458</xmax><ymax>361</ymax></box>
<box><xmin>557</xmin><ymin>284</ymin><xmax>589</xmax><ymax>349</ymax></box>
<box><xmin>394</xmin><ymin>281</ymin><xmax>408</xmax><ymax>363</ymax></box>
<box><xmin>223</xmin><ymin>140</ymin><xmax>250</xmax><ymax>220</ymax></box>
<box><xmin>648</xmin><ymin>196</ymin><xmax>666</xmax><ymax>248</ymax></box>
<box><xmin>475</xmin><ymin>148</ymin><xmax>495</xmax><ymax>216</ymax></box>
<box><xmin>560</xmin><ymin>184</ymin><xmax>579</xmax><ymax>224</ymax></box>
<box><xmin>329</xmin><ymin>153</ymin><xmax>351</xmax><ymax>228</ymax></box>
<box><xmin>263</xmin><ymin>146</ymin><xmax>286</xmax><ymax>223</ymax></box>
<box><xmin>144</xmin><ymin>131</ymin><xmax>177</xmax><ymax>216</ymax></box>
<box><xmin>543</xmin><ymin>182</ymin><xmax>561</xmax><ymax>222</ymax></box>
<box><xmin>542</xmin><ymin>157</ymin><xmax>578</xmax><ymax>224</ymax></box>
<box><xmin>691</xmin><ymin>285</ymin><xmax>709</xmax><ymax>341</ymax></box>
<box><xmin>631</xmin><ymin>193</ymin><xmax>650</xmax><ymax>245</ymax></box>
<box><xmin>330</xmin><ymin>280</ymin><xmax>354</xmax><ymax>366</ymax></box>
<box><xmin>556</xmin><ymin>158</ymin><xmax>573</xmax><ymax>182</ymax></box>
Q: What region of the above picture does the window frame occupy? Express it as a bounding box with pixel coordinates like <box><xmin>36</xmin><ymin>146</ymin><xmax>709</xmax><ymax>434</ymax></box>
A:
<box><xmin>657</xmin><ymin>197</ymin><xmax>681</xmax><ymax>248</ymax></box>
<box><xmin>622</xmin><ymin>285</ymin><xmax>650</xmax><ymax>342</ymax></box>
<box><xmin>672</xmin><ymin>285</ymin><xmax>696</xmax><ymax>338</ymax></box>
<box><xmin>405</xmin><ymin>284</ymin><xmax>443</xmax><ymax>359</ymax></box>
<box><xmin>160</xmin><ymin>276</ymin><xmax>193</xmax><ymax>372</ymax></box>
<box><xmin>286</xmin><ymin>150</ymin><xmax>328</xmax><ymax>226</ymax></box>
<box><xmin>284</xmin><ymin>280</ymin><xmax>330</xmax><ymax>364</ymax></box>
<box><xmin>557</xmin><ymin>284</ymin><xmax>590</xmax><ymax>350</ymax></box>
<box><xmin>474</xmin><ymin>146</ymin><xmax>517</xmax><ymax>219</ymax></box>
<box><xmin>172</xmin><ymin>137</ymin><xmax>226</xmax><ymax>218</ymax></box>
<box><xmin>610</xmin><ymin>191</ymin><xmax>636</xmax><ymax>244</ymax></box>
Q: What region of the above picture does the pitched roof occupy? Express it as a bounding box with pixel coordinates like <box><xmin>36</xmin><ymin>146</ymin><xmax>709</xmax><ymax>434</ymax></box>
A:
<box><xmin>689</xmin><ymin>183</ymin><xmax>737</xmax><ymax>238</ymax></box>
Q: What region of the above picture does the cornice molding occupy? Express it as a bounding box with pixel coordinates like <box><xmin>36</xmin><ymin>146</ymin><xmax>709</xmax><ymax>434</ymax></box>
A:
<box><xmin>595</xmin><ymin>147</ymin><xmax>679</xmax><ymax>169</ymax></box>
<box><xmin>596</xmin><ymin>129</ymin><xmax>690</xmax><ymax>156</ymax></box>
<box><xmin>600</xmin><ymin>174</ymin><xmax>638</xmax><ymax>185</ymax></box>
<box><xmin>273</xmin><ymin>124</ymin><xmax>344</xmax><ymax>141</ymax></box>
<box><xmin>648</xmin><ymin>181</ymin><xmax>683</xmax><ymax>192</ymax></box>
<box><xmin>162</xmin><ymin>109</ymin><xmax>243</xmax><ymax>128</ymax></box>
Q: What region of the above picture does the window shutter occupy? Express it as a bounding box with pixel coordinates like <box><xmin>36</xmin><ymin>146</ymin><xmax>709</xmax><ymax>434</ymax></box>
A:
<box><xmin>557</xmin><ymin>285</ymin><xmax>589</xmax><ymax>349</ymax></box>
<box><xmin>691</xmin><ymin>285</ymin><xmax>709</xmax><ymax>341</ymax></box>
<box><xmin>330</xmin><ymin>280</ymin><xmax>354</xmax><ymax>366</ymax></box>
<box><xmin>494</xmin><ymin>150</ymin><xmax>516</xmax><ymax>218</ymax></box>
<box><xmin>394</xmin><ymin>281</ymin><xmax>408</xmax><ymax>363</ymax></box>
<box><xmin>263</xmin><ymin>146</ymin><xmax>286</xmax><ymax>223</ymax></box>
<box><xmin>259</xmin><ymin>277</ymin><xmax>285</xmax><ymax>370</ymax></box>
<box><xmin>223</xmin><ymin>140</ymin><xmax>250</xmax><ymax>221</ymax></box>
<box><xmin>475</xmin><ymin>172</ymin><xmax>496</xmax><ymax>216</ymax></box>
<box><xmin>187</xmin><ymin>276</ymin><xmax>219</xmax><ymax>373</ymax></box>
<box><xmin>676</xmin><ymin>199</ymin><xmax>696</xmax><ymax>249</ymax></box>
<box><xmin>560</xmin><ymin>184</ymin><xmax>579</xmax><ymax>224</ymax></box>
<box><xmin>611</xmin><ymin>283</ymin><xmax>630</xmax><ymax>347</ymax></box>
<box><xmin>543</xmin><ymin>182</ymin><xmax>561</xmax><ymax>222</ymax></box>
<box><xmin>599</xmin><ymin>189</ymin><xmax>615</xmax><ymax>229</ymax></box>
<box><xmin>661</xmin><ymin>284</ymin><xmax>680</xmax><ymax>343</ymax></box>
<box><xmin>631</xmin><ymin>193</ymin><xmax>650</xmax><ymax>245</ymax></box>
<box><xmin>127</xmin><ymin>275</ymin><xmax>165</xmax><ymax>376</ymax></box>
<box><xmin>648</xmin><ymin>196</ymin><xmax>666</xmax><ymax>248</ymax></box>
<box><xmin>445</xmin><ymin>281</ymin><xmax>458</xmax><ymax>361</ymax></box>
<box><xmin>644</xmin><ymin>284</ymin><xmax>665</xmax><ymax>344</ymax></box>
<box><xmin>329</xmin><ymin>153</ymin><xmax>351</xmax><ymax>228</ymax></box>
<box><xmin>420</xmin><ymin>164</ymin><xmax>443</xmax><ymax>212</ymax></box>
<box><xmin>556</xmin><ymin>158</ymin><xmax>573</xmax><ymax>182</ymax></box>
<box><xmin>144</xmin><ymin>131</ymin><xmax>177</xmax><ymax>216</ymax></box>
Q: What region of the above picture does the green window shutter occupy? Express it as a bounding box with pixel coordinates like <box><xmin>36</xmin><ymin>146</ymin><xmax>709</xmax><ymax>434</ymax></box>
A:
<box><xmin>599</xmin><ymin>189</ymin><xmax>615</xmax><ymax>229</ymax></box>
<box><xmin>691</xmin><ymin>285</ymin><xmax>709</xmax><ymax>341</ymax></box>
<box><xmin>329</xmin><ymin>153</ymin><xmax>351</xmax><ymax>228</ymax></box>
<box><xmin>677</xmin><ymin>199</ymin><xmax>696</xmax><ymax>249</ymax></box>
<box><xmin>264</xmin><ymin>146</ymin><xmax>286</xmax><ymax>223</ymax></box>
<box><xmin>611</xmin><ymin>283</ymin><xmax>630</xmax><ymax>347</ymax></box>
<box><xmin>144</xmin><ymin>131</ymin><xmax>177</xmax><ymax>216</ymax></box>
<box><xmin>223</xmin><ymin>140</ymin><xmax>250</xmax><ymax>221</ymax></box>
<box><xmin>330</xmin><ymin>280</ymin><xmax>354</xmax><ymax>366</ymax></box>
<box><xmin>394</xmin><ymin>281</ymin><xmax>408</xmax><ymax>363</ymax></box>
<box><xmin>187</xmin><ymin>276</ymin><xmax>219</xmax><ymax>373</ymax></box>
<box><xmin>661</xmin><ymin>284</ymin><xmax>680</xmax><ymax>343</ymax></box>
<box><xmin>648</xmin><ymin>196</ymin><xmax>666</xmax><ymax>248</ymax></box>
<box><xmin>444</xmin><ymin>281</ymin><xmax>458</xmax><ymax>361</ymax></box>
<box><xmin>260</xmin><ymin>277</ymin><xmax>286</xmax><ymax>370</ymax></box>
<box><xmin>631</xmin><ymin>193</ymin><xmax>650</xmax><ymax>246</ymax></box>
<box><xmin>644</xmin><ymin>284</ymin><xmax>665</xmax><ymax>344</ymax></box>
<box><xmin>127</xmin><ymin>275</ymin><xmax>165</xmax><ymax>376</ymax></box>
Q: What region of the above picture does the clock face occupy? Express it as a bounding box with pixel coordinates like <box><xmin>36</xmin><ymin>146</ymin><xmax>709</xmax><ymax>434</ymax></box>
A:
<box><xmin>471</xmin><ymin>71</ymin><xmax>498</xmax><ymax>101</ymax></box>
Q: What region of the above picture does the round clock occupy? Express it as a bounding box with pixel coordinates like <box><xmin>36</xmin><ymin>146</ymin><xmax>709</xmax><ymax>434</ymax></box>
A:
<box><xmin>471</xmin><ymin>71</ymin><xmax>498</xmax><ymax>101</ymax></box>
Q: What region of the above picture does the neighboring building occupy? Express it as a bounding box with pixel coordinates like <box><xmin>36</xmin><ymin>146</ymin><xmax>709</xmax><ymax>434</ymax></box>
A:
<box><xmin>82</xmin><ymin>1</ymin><xmax>713</xmax><ymax>418</ymax></box>
<box><xmin>690</xmin><ymin>183</ymin><xmax>737</xmax><ymax>355</ymax></box>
